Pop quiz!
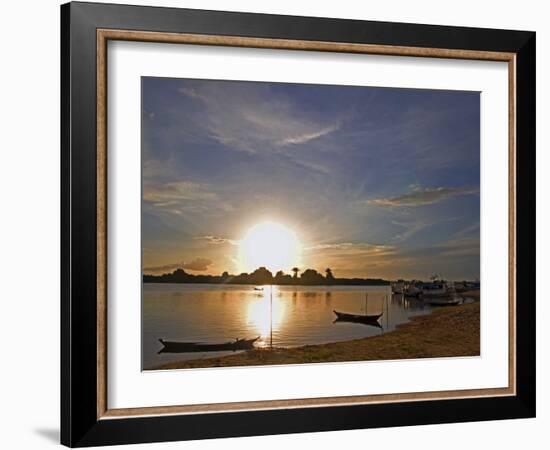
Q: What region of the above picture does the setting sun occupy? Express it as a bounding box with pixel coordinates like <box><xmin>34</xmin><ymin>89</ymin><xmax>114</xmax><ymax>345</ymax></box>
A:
<box><xmin>238</xmin><ymin>221</ymin><xmax>301</xmax><ymax>274</ymax></box>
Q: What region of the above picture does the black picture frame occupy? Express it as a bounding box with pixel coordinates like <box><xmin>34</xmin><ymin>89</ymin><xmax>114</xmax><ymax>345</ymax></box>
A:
<box><xmin>61</xmin><ymin>1</ymin><xmax>535</xmax><ymax>447</ymax></box>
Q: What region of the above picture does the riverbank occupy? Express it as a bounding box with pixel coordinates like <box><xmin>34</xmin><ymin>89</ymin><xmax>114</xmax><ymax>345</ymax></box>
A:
<box><xmin>152</xmin><ymin>291</ymin><xmax>480</xmax><ymax>370</ymax></box>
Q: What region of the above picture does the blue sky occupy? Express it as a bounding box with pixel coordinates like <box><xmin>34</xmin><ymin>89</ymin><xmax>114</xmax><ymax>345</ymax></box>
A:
<box><xmin>142</xmin><ymin>77</ymin><xmax>480</xmax><ymax>280</ymax></box>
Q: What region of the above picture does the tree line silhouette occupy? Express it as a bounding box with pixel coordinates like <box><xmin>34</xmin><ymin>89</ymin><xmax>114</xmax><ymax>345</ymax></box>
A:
<box><xmin>143</xmin><ymin>266</ymin><xmax>389</xmax><ymax>286</ymax></box>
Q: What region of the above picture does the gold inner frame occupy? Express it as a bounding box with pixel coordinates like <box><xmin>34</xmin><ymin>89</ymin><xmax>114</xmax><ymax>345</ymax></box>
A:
<box><xmin>96</xmin><ymin>29</ymin><xmax>517</xmax><ymax>420</ymax></box>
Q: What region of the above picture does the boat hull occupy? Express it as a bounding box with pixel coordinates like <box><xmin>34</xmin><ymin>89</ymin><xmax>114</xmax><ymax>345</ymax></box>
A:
<box><xmin>427</xmin><ymin>299</ymin><xmax>461</xmax><ymax>306</ymax></box>
<box><xmin>333</xmin><ymin>310</ymin><xmax>383</xmax><ymax>325</ymax></box>
<box><xmin>158</xmin><ymin>337</ymin><xmax>259</xmax><ymax>353</ymax></box>
<box><xmin>421</xmin><ymin>291</ymin><xmax>448</xmax><ymax>298</ymax></box>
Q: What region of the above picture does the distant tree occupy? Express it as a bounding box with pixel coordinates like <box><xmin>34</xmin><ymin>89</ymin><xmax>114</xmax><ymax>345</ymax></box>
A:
<box><xmin>300</xmin><ymin>269</ymin><xmax>325</xmax><ymax>285</ymax></box>
<box><xmin>228</xmin><ymin>272</ymin><xmax>248</xmax><ymax>284</ymax></box>
<box><xmin>143</xmin><ymin>266</ymin><xmax>391</xmax><ymax>286</ymax></box>
<box><xmin>274</xmin><ymin>270</ymin><xmax>291</xmax><ymax>285</ymax></box>
<box><xmin>172</xmin><ymin>268</ymin><xmax>190</xmax><ymax>282</ymax></box>
<box><xmin>249</xmin><ymin>266</ymin><xmax>273</xmax><ymax>285</ymax></box>
<box><xmin>325</xmin><ymin>268</ymin><xmax>334</xmax><ymax>285</ymax></box>
<box><xmin>282</xmin><ymin>274</ymin><xmax>293</xmax><ymax>284</ymax></box>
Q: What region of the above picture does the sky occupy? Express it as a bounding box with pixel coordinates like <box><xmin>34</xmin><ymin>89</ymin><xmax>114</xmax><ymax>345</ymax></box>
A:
<box><xmin>142</xmin><ymin>77</ymin><xmax>480</xmax><ymax>280</ymax></box>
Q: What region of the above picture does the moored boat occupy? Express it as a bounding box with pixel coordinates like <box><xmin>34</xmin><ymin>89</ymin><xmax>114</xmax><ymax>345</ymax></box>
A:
<box><xmin>426</xmin><ymin>298</ymin><xmax>461</xmax><ymax>306</ymax></box>
<box><xmin>404</xmin><ymin>281</ymin><xmax>423</xmax><ymax>298</ymax></box>
<box><xmin>391</xmin><ymin>280</ymin><xmax>405</xmax><ymax>294</ymax></box>
<box><xmin>420</xmin><ymin>282</ymin><xmax>448</xmax><ymax>298</ymax></box>
<box><xmin>333</xmin><ymin>310</ymin><xmax>383</xmax><ymax>323</ymax></box>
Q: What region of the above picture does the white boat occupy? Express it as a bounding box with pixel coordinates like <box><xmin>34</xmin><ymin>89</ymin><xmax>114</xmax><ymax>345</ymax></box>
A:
<box><xmin>404</xmin><ymin>282</ymin><xmax>422</xmax><ymax>298</ymax></box>
<box><xmin>420</xmin><ymin>282</ymin><xmax>448</xmax><ymax>298</ymax></box>
<box><xmin>391</xmin><ymin>281</ymin><xmax>405</xmax><ymax>294</ymax></box>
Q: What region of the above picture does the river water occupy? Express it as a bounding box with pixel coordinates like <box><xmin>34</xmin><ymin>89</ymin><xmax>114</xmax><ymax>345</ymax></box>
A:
<box><xmin>142</xmin><ymin>283</ymin><xmax>473</xmax><ymax>369</ymax></box>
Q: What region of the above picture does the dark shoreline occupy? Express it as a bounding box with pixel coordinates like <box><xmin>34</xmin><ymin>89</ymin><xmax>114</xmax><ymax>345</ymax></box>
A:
<box><xmin>149</xmin><ymin>291</ymin><xmax>480</xmax><ymax>370</ymax></box>
<box><xmin>143</xmin><ymin>278</ymin><xmax>390</xmax><ymax>286</ymax></box>
<box><xmin>143</xmin><ymin>266</ymin><xmax>390</xmax><ymax>286</ymax></box>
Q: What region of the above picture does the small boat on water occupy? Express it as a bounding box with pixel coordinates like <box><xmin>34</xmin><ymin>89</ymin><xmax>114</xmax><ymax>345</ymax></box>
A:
<box><xmin>420</xmin><ymin>282</ymin><xmax>449</xmax><ymax>298</ymax></box>
<box><xmin>333</xmin><ymin>312</ymin><xmax>383</xmax><ymax>329</ymax></box>
<box><xmin>391</xmin><ymin>280</ymin><xmax>405</xmax><ymax>294</ymax></box>
<box><xmin>401</xmin><ymin>280</ymin><xmax>422</xmax><ymax>298</ymax></box>
<box><xmin>333</xmin><ymin>292</ymin><xmax>384</xmax><ymax>327</ymax></box>
<box><xmin>253</xmin><ymin>287</ymin><xmax>264</xmax><ymax>291</ymax></box>
<box><xmin>158</xmin><ymin>336</ymin><xmax>260</xmax><ymax>353</ymax></box>
<box><xmin>333</xmin><ymin>310</ymin><xmax>383</xmax><ymax>324</ymax></box>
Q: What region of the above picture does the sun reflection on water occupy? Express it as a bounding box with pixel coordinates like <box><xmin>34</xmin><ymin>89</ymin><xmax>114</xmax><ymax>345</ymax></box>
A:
<box><xmin>246</xmin><ymin>286</ymin><xmax>286</xmax><ymax>347</ymax></box>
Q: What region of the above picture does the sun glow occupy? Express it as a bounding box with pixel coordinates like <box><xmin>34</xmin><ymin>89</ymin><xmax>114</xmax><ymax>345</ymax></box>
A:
<box><xmin>238</xmin><ymin>221</ymin><xmax>301</xmax><ymax>274</ymax></box>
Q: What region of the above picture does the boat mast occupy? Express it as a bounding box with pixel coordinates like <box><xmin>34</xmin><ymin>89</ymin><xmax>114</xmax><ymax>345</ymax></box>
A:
<box><xmin>270</xmin><ymin>284</ymin><xmax>273</xmax><ymax>349</ymax></box>
<box><xmin>386</xmin><ymin>294</ymin><xmax>389</xmax><ymax>330</ymax></box>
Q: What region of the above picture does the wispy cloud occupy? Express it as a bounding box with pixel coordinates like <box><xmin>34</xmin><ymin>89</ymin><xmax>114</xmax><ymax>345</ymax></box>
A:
<box><xmin>368</xmin><ymin>185</ymin><xmax>478</xmax><ymax>208</ymax></box>
<box><xmin>437</xmin><ymin>237</ymin><xmax>480</xmax><ymax>258</ymax></box>
<box><xmin>306</xmin><ymin>241</ymin><xmax>396</xmax><ymax>257</ymax></box>
<box><xmin>278</xmin><ymin>123</ymin><xmax>341</xmax><ymax>146</ymax></box>
<box><xmin>453</xmin><ymin>222</ymin><xmax>480</xmax><ymax>238</ymax></box>
<box><xmin>144</xmin><ymin>181</ymin><xmax>218</xmax><ymax>203</ymax></box>
<box><xmin>143</xmin><ymin>180</ymin><xmax>234</xmax><ymax>215</ymax></box>
<box><xmin>178</xmin><ymin>87</ymin><xmax>203</xmax><ymax>99</ymax></box>
<box><xmin>402</xmin><ymin>237</ymin><xmax>479</xmax><ymax>259</ymax></box>
<box><xmin>195</xmin><ymin>235</ymin><xmax>239</xmax><ymax>245</ymax></box>
<box><xmin>303</xmin><ymin>241</ymin><xmax>401</xmax><ymax>277</ymax></box>
<box><xmin>179</xmin><ymin>82</ymin><xmax>341</xmax><ymax>154</ymax></box>
<box><xmin>144</xmin><ymin>257</ymin><xmax>213</xmax><ymax>273</ymax></box>
<box><xmin>391</xmin><ymin>220</ymin><xmax>429</xmax><ymax>242</ymax></box>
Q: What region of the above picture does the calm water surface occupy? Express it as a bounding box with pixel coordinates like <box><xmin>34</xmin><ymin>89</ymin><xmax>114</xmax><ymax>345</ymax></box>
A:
<box><xmin>142</xmin><ymin>283</ymin><xmax>469</xmax><ymax>369</ymax></box>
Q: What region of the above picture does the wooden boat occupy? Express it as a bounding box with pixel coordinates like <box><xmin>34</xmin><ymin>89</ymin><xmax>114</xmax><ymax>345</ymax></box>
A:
<box><xmin>333</xmin><ymin>315</ymin><xmax>383</xmax><ymax>329</ymax></box>
<box><xmin>333</xmin><ymin>310</ymin><xmax>383</xmax><ymax>323</ymax></box>
<box><xmin>333</xmin><ymin>292</ymin><xmax>384</xmax><ymax>327</ymax></box>
<box><xmin>427</xmin><ymin>298</ymin><xmax>461</xmax><ymax>306</ymax></box>
<box><xmin>158</xmin><ymin>336</ymin><xmax>260</xmax><ymax>353</ymax></box>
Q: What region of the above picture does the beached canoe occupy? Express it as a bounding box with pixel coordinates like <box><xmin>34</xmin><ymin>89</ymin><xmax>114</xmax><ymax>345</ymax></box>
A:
<box><xmin>158</xmin><ymin>336</ymin><xmax>260</xmax><ymax>353</ymax></box>
<box><xmin>427</xmin><ymin>298</ymin><xmax>461</xmax><ymax>306</ymax></box>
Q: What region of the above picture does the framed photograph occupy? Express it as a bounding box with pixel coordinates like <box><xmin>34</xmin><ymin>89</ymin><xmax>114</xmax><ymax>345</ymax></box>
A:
<box><xmin>61</xmin><ymin>1</ymin><xmax>536</xmax><ymax>447</ymax></box>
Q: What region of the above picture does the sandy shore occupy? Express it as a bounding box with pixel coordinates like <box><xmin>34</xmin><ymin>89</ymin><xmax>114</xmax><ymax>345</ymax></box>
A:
<box><xmin>152</xmin><ymin>291</ymin><xmax>480</xmax><ymax>370</ymax></box>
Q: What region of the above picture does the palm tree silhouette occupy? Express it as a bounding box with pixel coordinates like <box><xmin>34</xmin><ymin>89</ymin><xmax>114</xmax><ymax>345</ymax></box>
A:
<box><xmin>292</xmin><ymin>267</ymin><xmax>299</xmax><ymax>278</ymax></box>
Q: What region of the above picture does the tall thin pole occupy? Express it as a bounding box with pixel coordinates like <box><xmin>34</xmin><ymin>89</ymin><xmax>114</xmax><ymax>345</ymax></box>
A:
<box><xmin>386</xmin><ymin>294</ymin><xmax>389</xmax><ymax>330</ymax></box>
<box><xmin>270</xmin><ymin>284</ymin><xmax>273</xmax><ymax>349</ymax></box>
